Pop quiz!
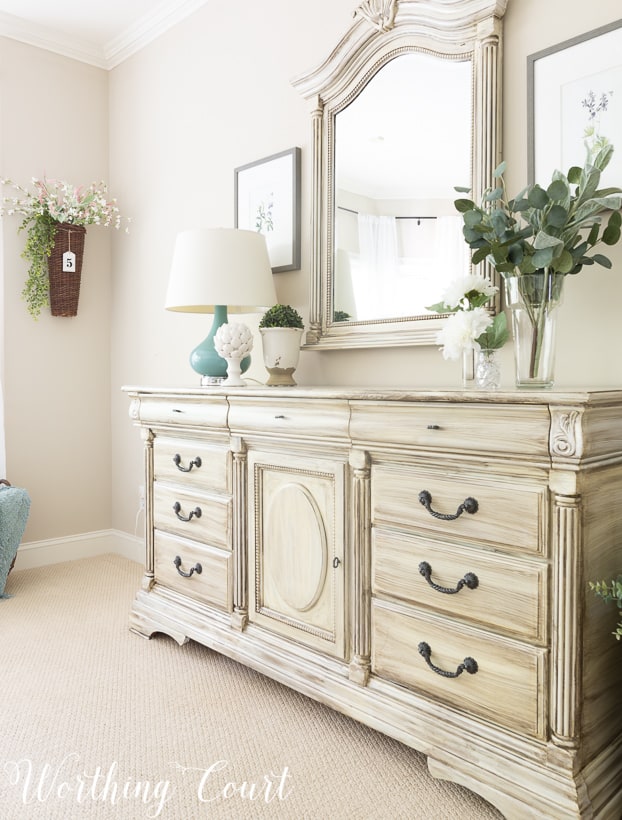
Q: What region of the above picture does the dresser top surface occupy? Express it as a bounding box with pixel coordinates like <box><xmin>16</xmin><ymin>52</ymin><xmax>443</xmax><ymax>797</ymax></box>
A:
<box><xmin>123</xmin><ymin>384</ymin><xmax>622</xmax><ymax>407</ymax></box>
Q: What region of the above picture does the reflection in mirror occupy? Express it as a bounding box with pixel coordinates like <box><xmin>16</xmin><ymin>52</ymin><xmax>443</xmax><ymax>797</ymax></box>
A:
<box><xmin>334</xmin><ymin>52</ymin><xmax>472</xmax><ymax>322</ymax></box>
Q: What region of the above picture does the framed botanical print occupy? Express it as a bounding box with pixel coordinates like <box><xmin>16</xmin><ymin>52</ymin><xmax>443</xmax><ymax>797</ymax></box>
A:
<box><xmin>234</xmin><ymin>147</ymin><xmax>301</xmax><ymax>273</ymax></box>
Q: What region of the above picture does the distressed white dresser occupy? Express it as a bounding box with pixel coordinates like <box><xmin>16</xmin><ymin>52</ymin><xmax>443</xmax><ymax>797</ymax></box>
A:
<box><xmin>125</xmin><ymin>386</ymin><xmax>622</xmax><ymax>818</ymax></box>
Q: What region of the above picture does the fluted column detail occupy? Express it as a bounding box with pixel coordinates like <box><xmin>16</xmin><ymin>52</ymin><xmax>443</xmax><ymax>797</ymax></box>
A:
<box><xmin>306</xmin><ymin>96</ymin><xmax>324</xmax><ymax>345</ymax></box>
<box><xmin>550</xmin><ymin>493</ymin><xmax>582</xmax><ymax>747</ymax></box>
<box><xmin>231</xmin><ymin>436</ymin><xmax>248</xmax><ymax>630</ymax></box>
<box><xmin>141</xmin><ymin>427</ymin><xmax>155</xmax><ymax>591</ymax></box>
<box><xmin>349</xmin><ymin>449</ymin><xmax>371</xmax><ymax>685</ymax></box>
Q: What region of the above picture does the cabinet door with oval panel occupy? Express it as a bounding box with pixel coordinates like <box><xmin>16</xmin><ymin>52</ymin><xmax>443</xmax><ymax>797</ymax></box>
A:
<box><xmin>247</xmin><ymin>450</ymin><xmax>346</xmax><ymax>658</ymax></box>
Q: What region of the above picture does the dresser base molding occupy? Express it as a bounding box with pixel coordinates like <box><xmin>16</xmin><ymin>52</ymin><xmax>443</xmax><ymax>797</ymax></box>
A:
<box><xmin>129</xmin><ymin>585</ymin><xmax>620</xmax><ymax>819</ymax></box>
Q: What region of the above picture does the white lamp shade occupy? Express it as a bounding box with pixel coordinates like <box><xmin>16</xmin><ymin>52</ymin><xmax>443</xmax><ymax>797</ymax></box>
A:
<box><xmin>165</xmin><ymin>228</ymin><xmax>277</xmax><ymax>313</ymax></box>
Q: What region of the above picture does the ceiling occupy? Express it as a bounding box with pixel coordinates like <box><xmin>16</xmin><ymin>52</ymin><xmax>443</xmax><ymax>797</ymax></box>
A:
<box><xmin>0</xmin><ymin>0</ymin><xmax>209</xmax><ymax>69</ymax></box>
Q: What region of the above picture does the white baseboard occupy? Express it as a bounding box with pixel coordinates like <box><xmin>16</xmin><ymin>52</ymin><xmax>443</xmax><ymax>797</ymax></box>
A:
<box><xmin>14</xmin><ymin>529</ymin><xmax>144</xmax><ymax>570</ymax></box>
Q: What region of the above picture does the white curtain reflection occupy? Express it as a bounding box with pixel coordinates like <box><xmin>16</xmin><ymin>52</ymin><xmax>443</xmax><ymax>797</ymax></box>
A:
<box><xmin>434</xmin><ymin>215</ymin><xmax>470</xmax><ymax>288</ymax></box>
<box><xmin>355</xmin><ymin>213</ymin><xmax>398</xmax><ymax>320</ymax></box>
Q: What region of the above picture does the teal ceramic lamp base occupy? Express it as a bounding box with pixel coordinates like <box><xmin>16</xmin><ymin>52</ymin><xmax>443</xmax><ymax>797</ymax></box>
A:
<box><xmin>190</xmin><ymin>305</ymin><xmax>250</xmax><ymax>385</ymax></box>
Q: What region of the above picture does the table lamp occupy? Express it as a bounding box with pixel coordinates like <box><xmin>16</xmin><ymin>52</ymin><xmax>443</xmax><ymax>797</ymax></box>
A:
<box><xmin>165</xmin><ymin>228</ymin><xmax>277</xmax><ymax>384</ymax></box>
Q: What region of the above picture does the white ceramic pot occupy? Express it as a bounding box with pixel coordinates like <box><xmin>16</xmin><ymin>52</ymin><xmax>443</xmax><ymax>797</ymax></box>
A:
<box><xmin>259</xmin><ymin>327</ymin><xmax>304</xmax><ymax>386</ymax></box>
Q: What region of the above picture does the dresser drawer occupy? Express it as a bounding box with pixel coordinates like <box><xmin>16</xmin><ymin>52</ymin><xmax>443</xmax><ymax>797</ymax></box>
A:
<box><xmin>372</xmin><ymin>465</ymin><xmax>547</xmax><ymax>555</ymax></box>
<box><xmin>350</xmin><ymin>401</ymin><xmax>551</xmax><ymax>459</ymax></box>
<box><xmin>228</xmin><ymin>397</ymin><xmax>350</xmax><ymax>440</ymax></box>
<box><xmin>372</xmin><ymin>600</ymin><xmax>546</xmax><ymax>738</ymax></box>
<box><xmin>153</xmin><ymin>484</ymin><xmax>230</xmax><ymax>549</ymax></box>
<box><xmin>154</xmin><ymin>437</ymin><xmax>230</xmax><ymax>493</ymax></box>
<box><xmin>154</xmin><ymin>531</ymin><xmax>232</xmax><ymax>611</ymax></box>
<box><xmin>373</xmin><ymin>529</ymin><xmax>547</xmax><ymax>642</ymax></box>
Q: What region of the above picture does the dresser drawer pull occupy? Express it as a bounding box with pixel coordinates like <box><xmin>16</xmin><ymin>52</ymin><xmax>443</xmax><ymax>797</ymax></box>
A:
<box><xmin>172</xmin><ymin>501</ymin><xmax>202</xmax><ymax>522</ymax></box>
<box><xmin>274</xmin><ymin>414</ymin><xmax>286</xmax><ymax>419</ymax></box>
<box><xmin>173</xmin><ymin>454</ymin><xmax>202</xmax><ymax>472</ymax></box>
<box><xmin>418</xmin><ymin>561</ymin><xmax>479</xmax><ymax>594</ymax></box>
<box><xmin>173</xmin><ymin>555</ymin><xmax>203</xmax><ymax>578</ymax></box>
<box><xmin>418</xmin><ymin>490</ymin><xmax>478</xmax><ymax>520</ymax></box>
<box><xmin>417</xmin><ymin>641</ymin><xmax>478</xmax><ymax>678</ymax></box>
<box><xmin>427</xmin><ymin>424</ymin><xmax>441</xmax><ymax>430</ymax></box>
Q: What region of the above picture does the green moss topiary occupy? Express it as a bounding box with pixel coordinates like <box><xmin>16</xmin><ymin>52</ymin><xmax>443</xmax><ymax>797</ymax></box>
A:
<box><xmin>259</xmin><ymin>304</ymin><xmax>304</xmax><ymax>329</ymax></box>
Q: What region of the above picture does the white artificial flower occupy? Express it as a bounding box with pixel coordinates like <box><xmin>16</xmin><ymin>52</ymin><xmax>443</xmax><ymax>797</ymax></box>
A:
<box><xmin>435</xmin><ymin>307</ymin><xmax>492</xmax><ymax>360</ymax></box>
<box><xmin>441</xmin><ymin>274</ymin><xmax>498</xmax><ymax>309</ymax></box>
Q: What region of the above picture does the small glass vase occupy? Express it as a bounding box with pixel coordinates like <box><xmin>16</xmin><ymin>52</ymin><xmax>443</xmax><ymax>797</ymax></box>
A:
<box><xmin>505</xmin><ymin>272</ymin><xmax>565</xmax><ymax>389</ymax></box>
<box><xmin>475</xmin><ymin>349</ymin><xmax>501</xmax><ymax>390</ymax></box>
<box><xmin>461</xmin><ymin>348</ymin><xmax>475</xmax><ymax>389</ymax></box>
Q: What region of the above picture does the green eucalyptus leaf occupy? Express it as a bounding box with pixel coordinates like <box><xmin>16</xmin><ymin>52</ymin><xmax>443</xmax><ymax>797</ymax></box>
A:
<box><xmin>454</xmin><ymin>198</ymin><xmax>476</xmax><ymax>212</ymax></box>
<box><xmin>567</xmin><ymin>166</ymin><xmax>582</xmax><ymax>185</ymax></box>
<box><xmin>586</xmin><ymin>223</ymin><xmax>600</xmax><ymax>247</ymax></box>
<box><xmin>555</xmin><ymin>250</ymin><xmax>575</xmax><ymax>274</ymax></box>
<box><xmin>608</xmin><ymin>210</ymin><xmax>622</xmax><ymax>228</ymax></box>
<box><xmin>547</xmin><ymin>180</ymin><xmax>569</xmax><ymax>201</ymax></box>
<box><xmin>454</xmin><ymin>186</ymin><xmax>472</xmax><ymax>193</ymax></box>
<box><xmin>472</xmin><ymin>246</ymin><xmax>489</xmax><ymax>265</ymax></box>
<box><xmin>493</xmin><ymin>161</ymin><xmax>507</xmax><ymax>177</ymax></box>
<box><xmin>532</xmin><ymin>246</ymin><xmax>555</xmax><ymax>267</ymax></box>
<box><xmin>533</xmin><ymin>231</ymin><xmax>563</xmax><ymax>251</ymax></box>
<box><xmin>591</xmin><ymin>253</ymin><xmax>613</xmax><ymax>268</ymax></box>
<box><xmin>464</xmin><ymin>210</ymin><xmax>484</xmax><ymax>228</ymax></box>
<box><xmin>485</xmin><ymin>186</ymin><xmax>503</xmax><ymax>201</ymax></box>
<box><xmin>602</xmin><ymin>225</ymin><xmax>621</xmax><ymax>245</ymax></box>
<box><xmin>528</xmin><ymin>186</ymin><xmax>549</xmax><ymax>209</ymax></box>
<box><xmin>546</xmin><ymin>204</ymin><xmax>568</xmax><ymax>228</ymax></box>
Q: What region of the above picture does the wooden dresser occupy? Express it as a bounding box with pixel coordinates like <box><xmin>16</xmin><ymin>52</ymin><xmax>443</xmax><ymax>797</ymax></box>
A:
<box><xmin>125</xmin><ymin>386</ymin><xmax>622</xmax><ymax>818</ymax></box>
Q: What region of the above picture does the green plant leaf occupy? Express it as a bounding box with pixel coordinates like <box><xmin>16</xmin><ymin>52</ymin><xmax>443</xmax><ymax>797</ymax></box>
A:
<box><xmin>493</xmin><ymin>161</ymin><xmax>507</xmax><ymax>177</ymax></box>
<box><xmin>547</xmin><ymin>179</ymin><xmax>569</xmax><ymax>201</ymax></box>
<box><xmin>568</xmin><ymin>166</ymin><xmax>582</xmax><ymax>185</ymax></box>
<box><xmin>454</xmin><ymin>186</ymin><xmax>472</xmax><ymax>193</ymax></box>
<box><xmin>546</xmin><ymin>204</ymin><xmax>568</xmax><ymax>228</ymax></box>
<box><xmin>591</xmin><ymin>253</ymin><xmax>613</xmax><ymax>268</ymax></box>
<box><xmin>454</xmin><ymin>198</ymin><xmax>476</xmax><ymax>212</ymax></box>
<box><xmin>602</xmin><ymin>225</ymin><xmax>621</xmax><ymax>245</ymax></box>
<box><xmin>528</xmin><ymin>186</ymin><xmax>549</xmax><ymax>209</ymax></box>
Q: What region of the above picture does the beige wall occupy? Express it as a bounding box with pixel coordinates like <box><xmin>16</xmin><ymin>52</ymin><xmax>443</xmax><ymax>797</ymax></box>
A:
<box><xmin>3</xmin><ymin>0</ymin><xmax>622</xmax><ymax>543</ymax></box>
<box><xmin>0</xmin><ymin>39</ymin><xmax>111</xmax><ymax>542</ymax></box>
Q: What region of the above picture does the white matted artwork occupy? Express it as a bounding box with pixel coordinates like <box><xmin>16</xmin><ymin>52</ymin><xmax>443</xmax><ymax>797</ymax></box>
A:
<box><xmin>528</xmin><ymin>21</ymin><xmax>622</xmax><ymax>187</ymax></box>
<box><xmin>234</xmin><ymin>147</ymin><xmax>301</xmax><ymax>273</ymax></box>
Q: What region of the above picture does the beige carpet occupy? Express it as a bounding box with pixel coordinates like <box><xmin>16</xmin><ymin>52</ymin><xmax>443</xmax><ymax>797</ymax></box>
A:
<box><xmin>0</xmin><ymin>554</ymin><xmax>503</xmax><ymax>819</ymax></box>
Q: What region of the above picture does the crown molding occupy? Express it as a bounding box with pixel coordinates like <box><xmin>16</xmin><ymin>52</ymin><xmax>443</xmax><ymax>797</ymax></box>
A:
<box><xmin>0</xmin><ymin>0</ymin><xmax>210</xmax><ymax>70</ymax></box>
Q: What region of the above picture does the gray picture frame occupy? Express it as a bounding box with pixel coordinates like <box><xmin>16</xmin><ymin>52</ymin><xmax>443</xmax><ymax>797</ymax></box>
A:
<box><xmin>234</xmin><ymin>147</ymin><xmax>301</xmax><ymax>273</ymax></box>
<box><xmin>527</xmin><ymin>20</ymin><xmax>622</xmax><ymax>185</ymax></box>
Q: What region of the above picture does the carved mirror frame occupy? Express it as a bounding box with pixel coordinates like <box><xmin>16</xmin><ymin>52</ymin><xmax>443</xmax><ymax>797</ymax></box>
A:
<box><xmin>292</xmin><ymin>0</ymin><xmax>508</xmax><ymax>350</ymax></box>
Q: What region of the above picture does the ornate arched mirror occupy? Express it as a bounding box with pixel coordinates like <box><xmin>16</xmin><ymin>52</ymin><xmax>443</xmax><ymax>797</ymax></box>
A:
<box><xmin>292</xmin><ymin>0</ymin><xmax>508</xmax><ymax>349</ymax></box>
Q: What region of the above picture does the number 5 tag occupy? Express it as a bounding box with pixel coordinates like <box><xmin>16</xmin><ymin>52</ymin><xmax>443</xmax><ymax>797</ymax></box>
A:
<box><xmin>63</xmin><ymin>251</ymin><xmax>76</xmax><ymax>272</ymax></box>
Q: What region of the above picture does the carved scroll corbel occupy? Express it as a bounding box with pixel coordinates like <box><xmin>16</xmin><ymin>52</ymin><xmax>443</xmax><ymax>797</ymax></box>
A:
<box><xmin>353</xmin><ymin>0</ymin><xmax>398</xmax><ymax>33</ymax></box>
<box><xmin>550</xmin><ymin>408</ymin><xmax>583</xmax><ymax>459</ymax></box>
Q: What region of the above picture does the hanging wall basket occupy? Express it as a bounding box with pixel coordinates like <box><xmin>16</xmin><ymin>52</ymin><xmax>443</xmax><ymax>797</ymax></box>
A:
<box><xmin>48</xmin><ymin>222</ymin><xmax>87</xmax><ymax>317</ymax></box>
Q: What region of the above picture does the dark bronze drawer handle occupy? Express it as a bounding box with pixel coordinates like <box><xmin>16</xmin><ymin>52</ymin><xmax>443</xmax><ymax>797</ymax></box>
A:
<box><xmin>418</xmin><ymin>490</ymin><xmax>478</xmax><ymax>520</ymax></box>
<box><xmin>173</xmin><ymin>555</ymin><xmax>202</xmax><ymax>578</ymax></box>
<box><xmin>418</xmin><ymin>561</ymin><xmax>479</xmax><ymax>594</ymax></box>
<box><xmin>418</xmin><ymin>642</ymin><xmax>478</xmax><ymax>678</ymax></box>
<box><xmin>173</xmin><ymin>454</ymin><xmax>202</xmax><ymax>472</ymax></box>
<box><xmin>172</xmin><ymin>501</ymin><xmax>202</xmax><ymax>522</ymax></box>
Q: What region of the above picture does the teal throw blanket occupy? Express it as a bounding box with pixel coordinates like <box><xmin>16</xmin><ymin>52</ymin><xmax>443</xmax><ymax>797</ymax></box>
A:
<box><xmin>0</xmin><ymin>485</ymin><xmax>31</xmax><ymax>598</ymax></box>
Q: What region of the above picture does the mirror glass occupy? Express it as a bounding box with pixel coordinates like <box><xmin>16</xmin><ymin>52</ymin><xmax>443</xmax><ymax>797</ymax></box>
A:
<box><xmin>292</xmin><ymin>0</ymin><xmax>506</xmax><ymax>349</ymax></box>
<box><xmin>334</xmin><ymin>52</ymin><xmax>472</xmax><ymax>323</ymax></box>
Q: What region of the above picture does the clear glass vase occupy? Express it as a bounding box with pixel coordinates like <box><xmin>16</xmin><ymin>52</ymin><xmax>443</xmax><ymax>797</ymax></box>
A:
<box><xmin>461</xmin><ymin>348</ymin><xmax>475</xmax><ymax>389</ymax></box>
<box><xmin>475</xmin><ymin>349</ymin><xmax>501</xmax><ymax>390</ymax></box>
<box><xmin>504</xmin><ymin>272</ymin><xmax>565</xmax><ymax>389</ymax></box>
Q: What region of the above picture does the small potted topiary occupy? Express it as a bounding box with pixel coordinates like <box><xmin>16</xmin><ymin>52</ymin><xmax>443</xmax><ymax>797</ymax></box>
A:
<box><xmin>258</xmin><ymin>304</ymin><xmax>304</xmax><ymax>386</ymax></box>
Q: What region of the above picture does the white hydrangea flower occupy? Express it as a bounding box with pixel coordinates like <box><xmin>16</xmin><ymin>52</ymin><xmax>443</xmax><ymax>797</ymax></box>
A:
<box><xmin>441</xmin><ymin>274</ymin><xmax>498</xmax><ymax>310</ymax></box>
<box><xmin>435</xmin><ymin>307</ymin><xmax>492</xmax><ymax>360</ymax></box>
